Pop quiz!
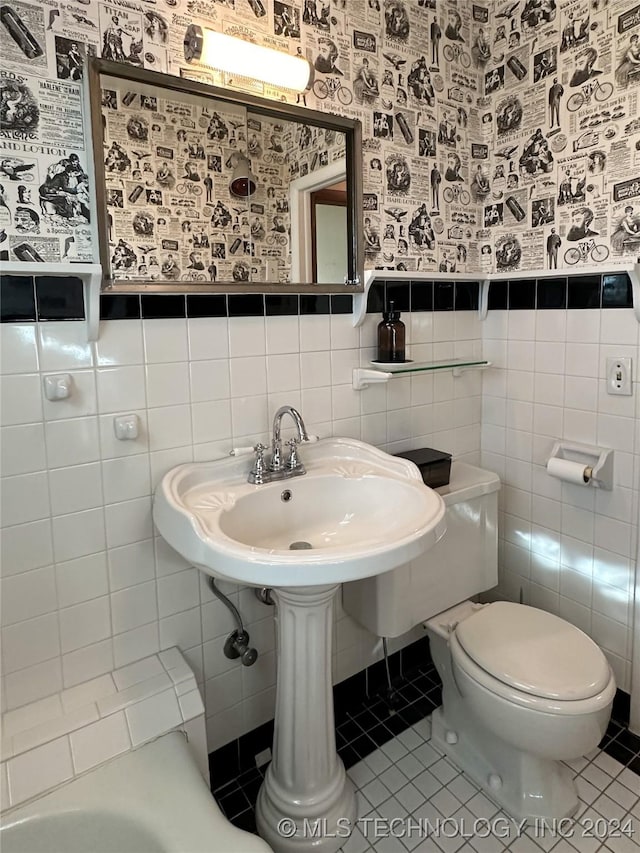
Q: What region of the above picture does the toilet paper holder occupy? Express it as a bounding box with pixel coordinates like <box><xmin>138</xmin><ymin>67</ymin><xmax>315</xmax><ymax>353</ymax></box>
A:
<box><xmin>547</xmin><ymin>441</ymin><xmax>613</xmax><ymax>490</ymax></box>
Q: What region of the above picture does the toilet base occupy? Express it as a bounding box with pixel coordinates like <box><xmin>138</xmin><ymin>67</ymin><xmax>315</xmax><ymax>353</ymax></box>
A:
<box><xmin>431</xmin><ymin>706</ymin><xmax>579</xmax><ymax>823</ymax></box>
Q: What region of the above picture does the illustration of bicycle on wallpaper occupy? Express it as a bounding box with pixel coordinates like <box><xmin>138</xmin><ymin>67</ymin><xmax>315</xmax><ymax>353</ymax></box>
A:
<box><xmin>443</xmin><ymin>44</ymin><xmax>471</xmax><ymax>68</ymax></box>
<box><xmin>567</xmin><ymin>79</ymin><xmax>614</xmax><ymax>112</ymax></box>
<box><xmin>443</xmin><ymin>185</ymin><xmax>471</xmax><ymax>205</ymax></box>
<box><xmin>564</xmin><ymin>238</ymin><xmax>610</xmax><ymax>265</ymax></box>
<box><xmin>176</xmin><ymin>182</ymin><xmax>203</xmax><ymax>196</ymax></box>
<box><xmin>312</xmin><ymin>77</ymin><xmax>353</xmax><ymax>105</ymax></box>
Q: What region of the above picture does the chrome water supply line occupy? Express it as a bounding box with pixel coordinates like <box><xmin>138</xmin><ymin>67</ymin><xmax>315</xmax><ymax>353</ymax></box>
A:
<box><xmin>207</xmin><ymin>576</ymin><xmax>258</xmax><ymax>666</ymax></box>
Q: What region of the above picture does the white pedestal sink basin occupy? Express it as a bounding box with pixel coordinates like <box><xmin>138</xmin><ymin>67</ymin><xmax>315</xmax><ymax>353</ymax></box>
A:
<box><xmin>154</xmin><ymin>437</ymin><xmax>446</xmax><ymax>853</ymax></box>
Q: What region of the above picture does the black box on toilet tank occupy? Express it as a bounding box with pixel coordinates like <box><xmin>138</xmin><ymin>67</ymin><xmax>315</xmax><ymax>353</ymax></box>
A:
<box><xmin>394</xmin><ymin>448</ymin><xmax>452</xmax><ymax>488</ymax></box>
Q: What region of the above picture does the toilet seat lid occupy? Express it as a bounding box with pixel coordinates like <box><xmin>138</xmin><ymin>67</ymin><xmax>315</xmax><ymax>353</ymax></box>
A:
<box><xmin>455</xmin><ymin>602</ymin><xmax>611</xmax><ymax>700</ymax></box>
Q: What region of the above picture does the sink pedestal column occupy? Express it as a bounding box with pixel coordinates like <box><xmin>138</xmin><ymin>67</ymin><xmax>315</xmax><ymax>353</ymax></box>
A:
<box><xmin>256</xmin><ymin>583</ymin><xmax>356</xmax><ymax>853</ymax></box>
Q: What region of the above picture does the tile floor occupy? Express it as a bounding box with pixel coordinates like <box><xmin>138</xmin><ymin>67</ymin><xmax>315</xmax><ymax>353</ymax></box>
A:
<box><xmin>212</xmin><ymin>659</ymin><xmax>640</xmax><ymax>853</ymax></box>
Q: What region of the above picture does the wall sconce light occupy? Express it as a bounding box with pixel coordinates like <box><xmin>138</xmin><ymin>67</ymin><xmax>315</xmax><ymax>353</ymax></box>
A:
<box><xmin>229</xmin><ymin>155</ymin><xmax>257</xmax><ymax>198</ymax></box>
<box><xmin>184</xmin><ymin>25</ymin><xmax>313</xmax><ymax>93</ymax></box>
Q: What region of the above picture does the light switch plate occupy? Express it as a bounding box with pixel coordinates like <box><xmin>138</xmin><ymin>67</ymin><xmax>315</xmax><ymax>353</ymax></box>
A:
<box><xmin>606</xmin><ymin>357</ymin><xmax>632</xmax><ymax>395</ymax></box>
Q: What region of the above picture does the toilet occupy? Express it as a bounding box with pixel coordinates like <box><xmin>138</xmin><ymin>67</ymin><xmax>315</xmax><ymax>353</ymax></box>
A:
<box><xmin>343</xmin><ymin>462</ymin><xmax>616</xmax><ymax>821</ymax></box>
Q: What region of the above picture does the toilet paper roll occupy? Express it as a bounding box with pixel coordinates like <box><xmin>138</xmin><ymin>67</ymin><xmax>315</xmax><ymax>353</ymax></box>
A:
<box><xmin>546</xmin><ymin>457</ymin><xmax>591</xmax><ymax>485</ymax></box>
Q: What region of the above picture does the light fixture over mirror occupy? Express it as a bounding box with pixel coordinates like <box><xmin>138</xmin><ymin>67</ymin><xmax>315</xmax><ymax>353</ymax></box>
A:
<box><xmin>183</xmin><ymin>25</ymin><xmax>313</xmax><ymax>94</ymax></box>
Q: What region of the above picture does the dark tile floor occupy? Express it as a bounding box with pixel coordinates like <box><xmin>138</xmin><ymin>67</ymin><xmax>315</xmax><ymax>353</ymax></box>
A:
<box><xmin>212</xmin><ymin>656</ymin><xmax>640</xmax><ymax>845</ymax></box>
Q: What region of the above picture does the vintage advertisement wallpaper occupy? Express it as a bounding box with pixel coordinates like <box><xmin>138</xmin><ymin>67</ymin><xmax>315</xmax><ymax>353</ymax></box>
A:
<box><xmin>0</xmin><ymin>0</ymin><xmax>638</xmax><ymax>278</ymax></box>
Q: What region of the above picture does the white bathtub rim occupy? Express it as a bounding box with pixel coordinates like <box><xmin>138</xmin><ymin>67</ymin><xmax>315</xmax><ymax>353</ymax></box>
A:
<box><xmin>1</xmin><ymin>731</ymin><xmax>271</xmax><ymax>853</ymax></box>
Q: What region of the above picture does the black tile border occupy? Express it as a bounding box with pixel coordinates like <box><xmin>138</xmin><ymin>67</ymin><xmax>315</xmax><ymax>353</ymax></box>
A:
<box><xmin>35</xmin><ymin>276</ymin><xmax>84</xmax><ymax>321</ymax></box>
<box><xmin>0</xmin><ymin>275</ymin><xmax>36</xmax><ymax>322</ymax></box>
<box><xmin>2</xmin><ymin>273</ymin><xmax>634</xmax><ymax>323</ymax></box>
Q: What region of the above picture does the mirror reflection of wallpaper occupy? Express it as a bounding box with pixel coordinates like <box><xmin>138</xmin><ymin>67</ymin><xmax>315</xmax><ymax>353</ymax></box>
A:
<box><xmin>0</xmin><ymin>0</ymin><xmax>637</xmax><ymax>275</ymax></box>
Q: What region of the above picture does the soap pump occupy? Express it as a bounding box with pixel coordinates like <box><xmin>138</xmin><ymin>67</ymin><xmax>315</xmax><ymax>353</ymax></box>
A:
<box><xmin>377</xmin><ymin>300</ymin><xmax>406</xmax><ymax>363</ymax></box>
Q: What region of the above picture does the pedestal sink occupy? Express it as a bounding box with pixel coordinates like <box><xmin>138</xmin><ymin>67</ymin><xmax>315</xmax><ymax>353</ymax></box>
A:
<box><xmin>154</xmin><ymin>437</ymin><xmax>446</xmax><ymax>853</ymax></box>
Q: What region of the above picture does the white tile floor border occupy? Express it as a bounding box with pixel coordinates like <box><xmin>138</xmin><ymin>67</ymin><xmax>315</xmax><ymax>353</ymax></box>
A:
<box><xmin>336</xmin><ymin>718</ymin><xmax>640</xmax><ymax>853</ymax></box>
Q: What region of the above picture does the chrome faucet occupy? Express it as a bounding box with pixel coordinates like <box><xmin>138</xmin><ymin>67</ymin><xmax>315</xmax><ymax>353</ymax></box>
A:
<box><xmin>248</xmin><ymin>406</ymin><xmax>310</xmax><ymax>484</ymax></box>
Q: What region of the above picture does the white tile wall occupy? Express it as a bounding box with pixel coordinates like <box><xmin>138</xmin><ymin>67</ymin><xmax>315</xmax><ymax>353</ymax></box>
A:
<box><xmin>482</xmin><ymin>307</ymin><xmax>640</xmax><ymax>692</ymax></box>
<box><xmin>5</xmin><ymin>304</ymin><xmax>636</xmax><ymax>752</ymax></box>
<box><xmin>1</xmin><ymin>648</ymin><xmax>204</xmax><ymax>810</ymax></box>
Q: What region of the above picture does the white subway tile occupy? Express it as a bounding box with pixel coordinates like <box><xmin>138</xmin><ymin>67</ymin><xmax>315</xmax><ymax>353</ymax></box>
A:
<box><xmin>7</xmin><ymin>736</ymin><xmax>73</xmax><ymax>806</ymax></box>
<box><xmin>204</xmin><ymin>667</ymin><xmax>242</xmax><ymax>716</ymax></box>
<box><xmin>157</xmin><ymin>568</ymin><xmax>200</xmax><ymax>619</ymax></box>
<box><xmin>113</xmin><ymin>623</ymin><xmax>159</xmax><ymax>668</ymax></box>
<box><xmin>38</xmin><ymin>324</ymin><xmax>93</xmax><ymax>371</ymax></box>
<box><xmin>49</xmin><ymin>462</ymin><xmax>103</xmax><ymax>516</ymax></box>
<box><xmin>52</xmin><ymin>508</ymin><xmax>106</xmax><ymax>563</ymax></box>
<box><xmin>2</xmin><ymin>612</ymin><xmax>60</xmax><ymax>674</ymax></box>
<box><xmin>266</xmin><ymin>353</ymin><xmax>300</xmax><ymax>393</ymax></box>
<box><xmin>229</xmin><ymin>395</ymin><xmax>268</xmax><ymax>441</ymax></box>
<box><xmin>102</xmin><ymin>455</ymin><xmax>150</xmax><ymax>505</ymax></box>
<box><xmin>1</xmin><ymin>472</ymin><xmax>50</xmax><ymax>528</ymax></box>
<box><xmin>0</xmin><ymin>519</ymin><xmax>53</xmax><ymax>578</ymax></box>
<box><xmin>145</xmin><ymin>362</ymin><xmax>189</xmax><ymax>409</ymax></box>
<box><xmin>330</xmin><ymin>314</ymin><xmax>359</xmax><ymax>350</ymax></box>
<box><xmin>143</xmin><ymin>318</ymin><xmax>188</xmax><ymax>363</ymax></box>
<box><xmin>108</xmin><ymin>539</ymin><xmax>155</xmax><ymax>592</ymax></box>
<box><xmin>160</xmin><ymin>607</ymin><xmax>202</xmax><ymax>652</ymax></box>
<box><xmin>95</xmin><ymin>319</ymin><xmax>144</xmax><ymax>366</ymax></box>
<box><xmin>4</xmin><ymin>658</ymin><xmax>63</xmax><ymax>711</ymax></box>
<box><xmin>0</xmin><ymin>325</ymin><xmax>38</xmax><ymax>374</ymax></box>
<box><xmin>228</xmin><ymin>316</ymin><xmax>265</xmax><ymax>358</ymax></box>
<box><xmin>70</xmin><ymin>710</ymin><xmax>131</xmax><ymax>774</ymax></box>
<box><xmin>187</xmin><ymin>317</ymin><xmax>229</xmax><ymax>361</ymax></box>
<box><xmin>0</xmin><ymin>374</ymin><xmax>43</xmax><ymax>427</ymax></box>
<box><xmin>45</xmin><ymin>417</ymin><xmax>100</xmax><ymax>468</ymax></box>
<box><xmin>125</xmin><ymin>689</ymin><xmax>182</xmax><ymax>747</ymax></box>
<box><xmin>110</xmin><ymin>580</ymin><xmax>158</xmax><ymax>635</ymax></box>
<box><xmin>13</xmin><ymin>703</ymin><xmax>99</xmax><ymax>755</ymax></box>
<box><xmin>599</xmin><ymin>310</ymin><xmax>638</xmax><ymax>346</ymax></box>
<box><xmin>189</xmin><ymin>359</ymin><xmax>230</xmax><ymax>402</ymax></box>
<box><xmin>299</xmin><ymin>314</ymin><xmax>330</xmax><ymax>352</ymax></box>
<box><xmin>266</xmin><ymin>315</ymin><xmax>299</xmax><ymax>354</ymax></box>
<box><xmin>0</xmin><ymin>424</ymin><xmax>46</xmax><ymax>476</ymax></box>
<box><xmin>3</xmin><ymin>694</ymin><xmax>63</xmax><ymax>738</ymax></box>
<box><xmin>147</xmin><ymin>404</ymin><xmax>192</xmax><ymax>451</ymax></box>
<box><xmin>59</xmin><ymin>596</ymin><xmax>111</xmax><ymax>654</ymax></box>
<box><xmin>96</xmin><ymin>366</ymin><xmax>146</xmax><ymax>414</ymax></box>
<box><xmin>104</xmin><ymin>496</ymin><xmax>152</xmax><ymax>549</ymax></box>
<box><xmin>60</xmin><ymin>674</ymin><xmax>115</xmax><ymax>714</ymax></box>
<box><xmin>191</xmin><ymin>399</ymin><xmax>232</xmax><ymax>445</ymax></box>
<box><xmin>507</xmin><ymin>310</ymin><xmax>535</xmax><ymax>340</ymax></box>
<box><xmin>1</xmin><ymin>566</ymin><xmax>57</xmax><ymax>626</ymax></box>
<box><xmin>62</xmin><ymin>639</ymin><xmax>114</xmax><ymax>688</ymax></box>
<box><xmin>56</xmin><ymin>552</ymin><xmax>108</xmax><ymax>609</ymax></box>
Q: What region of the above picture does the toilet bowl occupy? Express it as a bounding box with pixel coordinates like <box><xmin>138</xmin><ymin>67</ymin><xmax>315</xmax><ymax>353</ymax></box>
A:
<box><xmin>426</xmin><ymin>600</ymin><xmax>616</xmax><ymax>821</ymax></box>
<box><xmin>342</xmin><ymin>462</ymin><xmax>616</xmax><ymax>822</ymax></box>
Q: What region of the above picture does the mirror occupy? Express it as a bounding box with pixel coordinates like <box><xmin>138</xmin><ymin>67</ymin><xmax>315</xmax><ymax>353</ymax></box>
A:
<box><xmin>88</xmin><ymin>59</ymin><xmax>363</xmax><ymax>293</ymax></box>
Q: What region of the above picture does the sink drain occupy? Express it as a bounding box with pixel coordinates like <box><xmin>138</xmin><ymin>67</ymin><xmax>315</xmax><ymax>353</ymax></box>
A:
<box><xmin>289</xmin><ymin>541</ymin><xmax>313</xmax><ymax>550</ymax></box>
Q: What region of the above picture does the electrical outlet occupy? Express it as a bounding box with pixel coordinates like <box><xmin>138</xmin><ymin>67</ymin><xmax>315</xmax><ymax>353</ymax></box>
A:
<box><xmin>606</xmin><ymin>357</ymin><xmax>632</xmax><ymax>396</ymax></box>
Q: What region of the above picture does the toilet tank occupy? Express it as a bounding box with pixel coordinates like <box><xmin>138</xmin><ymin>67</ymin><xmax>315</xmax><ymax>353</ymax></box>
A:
<box><xmin>342</xmin><ymin>462</ymin><xmax>500</xmax><ymax>638</ymax></box>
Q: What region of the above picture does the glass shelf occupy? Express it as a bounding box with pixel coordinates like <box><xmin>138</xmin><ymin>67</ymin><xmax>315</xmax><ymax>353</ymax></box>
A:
<box><xmin>353</xmin><ymin>359</ymin><xmax>490</xmax><ymax>390</ymax></box>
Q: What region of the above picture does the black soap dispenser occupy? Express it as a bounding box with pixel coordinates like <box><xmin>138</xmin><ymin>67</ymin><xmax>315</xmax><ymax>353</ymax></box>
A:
<box><xmin>377</xmin><ymin>300</ymin><xmax>406</xmax><ymax>363</ymax></box>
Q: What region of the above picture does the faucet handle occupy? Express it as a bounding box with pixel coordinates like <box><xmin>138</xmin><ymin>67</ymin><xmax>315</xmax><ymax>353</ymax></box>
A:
<box><xmin>250</xmin><ymin>443</ymin><xmax>267</xmax><ymax>484</ymax></box>
<box><xmin>286</xmin><ymin>438</ymin><xmax>300</xmax><ymax>470</ymax></box>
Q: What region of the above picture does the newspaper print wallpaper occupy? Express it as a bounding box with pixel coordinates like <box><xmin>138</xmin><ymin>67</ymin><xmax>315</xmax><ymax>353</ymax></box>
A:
<box><xmin>0</xmin><ymin>0</ymin><xmax>637</xmax><ymax>276</ymax></box>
